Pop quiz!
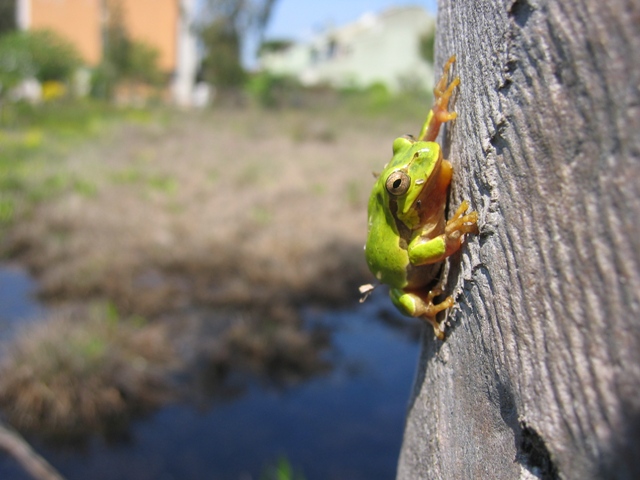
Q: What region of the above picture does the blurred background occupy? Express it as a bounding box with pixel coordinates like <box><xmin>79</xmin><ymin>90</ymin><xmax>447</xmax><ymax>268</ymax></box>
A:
<box><xmin>0</xmin><ymin>0</ymin><xmax>437</xmax><ymax>478</ymax></box>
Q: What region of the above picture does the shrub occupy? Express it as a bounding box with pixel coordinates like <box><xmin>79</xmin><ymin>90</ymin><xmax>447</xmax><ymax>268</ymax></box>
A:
<box><xmin>0</xmin><ymin>32</ymin><xmax>36</xmax><ymax>92</ymax></box>
<box><xmin>0</xmin><ymin>29</ymin><xmax>82</xmax><ymax>89</ymax></box>
<box><xmin>0</xmin><ymin>305</ymin><xmax>175</xmax><ymax>439</ymax></box>
<box><xmin>246</xmin><ymin>72</ymin><xmax>302</xmax><ymax>108</ymax></box>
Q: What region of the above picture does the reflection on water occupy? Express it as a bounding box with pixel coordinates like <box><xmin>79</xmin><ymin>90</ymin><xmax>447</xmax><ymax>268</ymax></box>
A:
<box><xmin>0</xmin><ymin>266</ymin><xmax>44</xmax><ymax>352</ymax></box>
<box><xmin>0</xmin><ymin>268</ymin><xmax>420</xmax><ymax>479</ymax></box>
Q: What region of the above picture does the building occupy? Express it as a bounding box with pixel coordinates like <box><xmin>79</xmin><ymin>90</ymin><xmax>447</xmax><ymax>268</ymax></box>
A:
<box><xmin>14</xmin><ymin>0</ymin><xmax>199</xmax><ymax>105</ymax></box>
<box><xmin>259</xmin><ymin>6</ymin><xmax>435</xmax><ymax>93</ymax></box>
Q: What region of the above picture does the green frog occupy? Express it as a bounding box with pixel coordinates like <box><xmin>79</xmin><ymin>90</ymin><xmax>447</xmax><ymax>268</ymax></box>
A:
<box><xmin>363</xmin><ymin>56</ymin><xmax>478</xmax><ymax>340</ymax></box>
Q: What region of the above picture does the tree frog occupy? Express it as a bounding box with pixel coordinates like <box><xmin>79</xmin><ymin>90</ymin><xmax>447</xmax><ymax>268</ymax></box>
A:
<box><xmin>363</xmin><ymin>56</ymin><xmax>478</xmax><ymax>340</ymax></box>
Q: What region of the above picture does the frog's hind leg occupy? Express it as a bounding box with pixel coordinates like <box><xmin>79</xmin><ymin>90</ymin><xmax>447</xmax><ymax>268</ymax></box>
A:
<box><xmin>390</xmin><ymin>287</ymin><xmax>453</xmax><ymax>340</ymax></box>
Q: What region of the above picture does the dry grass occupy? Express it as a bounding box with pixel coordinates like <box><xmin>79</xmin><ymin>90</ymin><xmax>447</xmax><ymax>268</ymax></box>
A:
<box><xmin>0</xmin><ymin>305</ymin><xmax>175</xmax><ymax>439</ymax></box>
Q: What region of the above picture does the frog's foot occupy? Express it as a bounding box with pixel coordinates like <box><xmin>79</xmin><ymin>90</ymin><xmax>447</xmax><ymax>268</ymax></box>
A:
<box><xmin>391</xmin><ymin>288</ymin><xmax>454</xmax><ymax>340</ymax></box>
<box><xmin>443</xmin><ymin>200</ymin><xmax>479</xmax><ymax>255</ymax></box>
<box><xmin>421</xmin><ymin>55</ymin><xmax>460</xmax><ymax>142</ymax></box>
<box><xmin>433</xmin><ymin>55</ymin><xmax>460</xmax><ymax>124</ymax></box>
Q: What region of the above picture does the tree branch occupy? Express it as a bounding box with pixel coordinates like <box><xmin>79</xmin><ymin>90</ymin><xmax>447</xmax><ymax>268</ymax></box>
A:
<box><xmin>0</xmin><ymin>421</ymin><xmax>64</xmax><ymax>480</ymax></box>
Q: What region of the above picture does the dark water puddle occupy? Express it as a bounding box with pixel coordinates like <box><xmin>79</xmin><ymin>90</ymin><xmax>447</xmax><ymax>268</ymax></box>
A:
<box><xmin>0</xmin><ymin>267</ymin><xmax>421</xmax><ymax>479</ymax></box>
<box><xmin>0</xmin><ymin>266</ymin><xmax>44</xmax><ymax>353</ymax></box>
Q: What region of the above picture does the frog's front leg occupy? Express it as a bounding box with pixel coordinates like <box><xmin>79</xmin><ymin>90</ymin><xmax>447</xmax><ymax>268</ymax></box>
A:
<box><xmin>408</xmin><ymin>200</ymin><xmax>479</xmax><ymax>266</ymax></box>
<box><xmin>419</xmin><ymin>55</ymin><xmax>460</xmax><ymax>143</ymax></box>
<box><xmin>390</xmin><ymin>287</ymin><xmax>453</xmax><ymax>340</ymax></box>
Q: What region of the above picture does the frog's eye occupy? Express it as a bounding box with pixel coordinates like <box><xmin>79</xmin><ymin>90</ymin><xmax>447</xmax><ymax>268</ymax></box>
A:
<box><xmin>385</xmin><ymin>171</ymin><xmax>411</xmax><ymax>196</ymax></box>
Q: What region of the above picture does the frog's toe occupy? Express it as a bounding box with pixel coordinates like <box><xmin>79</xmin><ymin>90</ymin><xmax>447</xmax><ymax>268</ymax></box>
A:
<box><xmin>425</xmin><ymin>317</ymin><xmax>446</xmax><ymax>340</ymax></box>
<box><xmin>446</xmin><ymin>201</ymin><xmax>479</xmax><ymax>237</ymax></box>
<box><xmin>391</xmin><ymin>288</ymin><xmax>453</xmax><ymax>340</ymax></box>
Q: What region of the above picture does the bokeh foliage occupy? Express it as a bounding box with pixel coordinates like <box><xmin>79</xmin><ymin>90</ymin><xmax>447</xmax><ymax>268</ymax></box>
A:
<box><xmin>0</xmin><ymin>29</ymin><xmax>82</xmax><ymax>94</ymax></box>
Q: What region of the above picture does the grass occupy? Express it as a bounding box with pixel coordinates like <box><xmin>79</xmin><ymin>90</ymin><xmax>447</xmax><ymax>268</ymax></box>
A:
<box><xmin>147</xmin><ymin>174</ymin><xmax>178</xmax><ymax>195</ymax></box>
<box><xmin>0</xmin><ymin>99</ymin><xmax>154</xmax><ymax>233</ymax></box>
<box><xmin>0</xmin><ymin>303</ymin><xmax>175</xmax><ymax>440</ymax></box>
<box><xmin>338</xmin><ymin>84</ymin><xmax>433</xmax><ymax>123</ymax></box>
<box><xmin>109</xmin><ymin>166</ymin><xmax>145</xmax><ymax>184</ymax></box>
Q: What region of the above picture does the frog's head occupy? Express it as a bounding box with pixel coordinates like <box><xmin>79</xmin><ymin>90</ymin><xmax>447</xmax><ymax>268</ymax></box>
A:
<box><xmin>384</xmin><ymin>136</ymin><xmax>442</xmax><ymax>229</ymax></box>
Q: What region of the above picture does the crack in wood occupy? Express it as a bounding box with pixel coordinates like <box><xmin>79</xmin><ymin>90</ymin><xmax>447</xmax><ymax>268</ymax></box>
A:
<box><xmin>519</xmin><ymin>423</ymin><xmax>559</xmax><ymax>480</ymax></box>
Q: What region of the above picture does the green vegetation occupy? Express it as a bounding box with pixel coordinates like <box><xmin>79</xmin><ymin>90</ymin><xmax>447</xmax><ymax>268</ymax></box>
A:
<box><xmin>337</xmin><ymin>83</ymin><xmax>433</xmax><ymax>123</ymax></box>
<box><xmin>92</xmin><ymin>1</ymin><xmax>163</xmax><ymax>99</ymax></box>
<box><xmin>0</xmin><ymin>29</ymin><xmax>82</xmax><ymax>83</ymax></box>
<box><xmin>0</xmin><ymin>1</ymin><xmax>16</xmax><ymax>36</ymax></box>
<box><xmin>199</xmin><ymin>18</ymin><xmax>247</xmax><ymax>93</ymax></box>
<box><xmin>147</xmin><ymin>174</ymin><xmax>179</xmax><ymax>195</ymax></box>
<box><xmin>258</xmin><ymin>39</ymin><xmax>294</xmax><ymax>56</ymax></box>
<box><xmin>0</xmin><ymin>29</ymin><xmax>82</xmax><ymax>101</ymax></box>
<box><xmin>197</xmin><ymin>0</ymin><xmax>279</xmax><ymax>100</ymax></box>
<box><xmin>244</xmin><ymin>69</ymin><xmax>431</xmax><ymax>121</ymax></box>
<box><xmin>246</xmin><ymin>72</ymin><xmax>302</xmax><ymax>108</ymax></box>
<box><xmin>0</xmin><ymin>302</ymin><xmax>174</xmax><ymax>439</ymax></box>
<box><xmin>0</xmin><ymin>101</ymin><xmax>150</xmax><ymax>234</ymax></box>
<box><xmin>110</xmin><ymin>166</ymin><xmax>145</xmax><ymax>184</ymax></box>
<box><xmin>261</xmin><ymin>456</ymin><xmax>306</xmax><ymax>480</ymax></box>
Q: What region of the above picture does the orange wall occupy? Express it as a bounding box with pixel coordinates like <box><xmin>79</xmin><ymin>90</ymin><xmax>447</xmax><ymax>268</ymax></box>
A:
<box><xmin>30</xmin><ymin>0</ymin><xmax>102</xmax><ymax>65</ymax></box>
<box><xmin>29</xmin><ymin>0</ymin><xmax>179</xmax><ymax>72</ymax></box>
<box><xmin>117</xmin><ymin>0</ymin><xmax>179</xmax><ymax>71</ymax></box>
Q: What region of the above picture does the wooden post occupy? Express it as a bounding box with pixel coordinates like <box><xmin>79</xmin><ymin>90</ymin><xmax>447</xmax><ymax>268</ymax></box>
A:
<box><xmin>397</xmin><ymin>0</ymin><xmax>640</xmax><ymax>478</ymax></box>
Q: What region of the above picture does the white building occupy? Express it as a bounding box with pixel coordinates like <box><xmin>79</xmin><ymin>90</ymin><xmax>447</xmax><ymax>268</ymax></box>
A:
<box><xmin>259</xmin><ymin>6</ymin><xmax>435</xmax><ymax>93</ymax></box>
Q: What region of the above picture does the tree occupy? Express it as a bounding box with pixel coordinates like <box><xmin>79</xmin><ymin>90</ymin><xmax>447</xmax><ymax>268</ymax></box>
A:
<box><xmin>198</xmin><ymin>0</ymin><xmax>278</xmax><ymax>95</ymax></box>
<box><xmin>396</xmin><ymin>0</ymin><xmax>640</xmax><ymax>479</ymax></box>
<box><xmin>198</xmin><ymin>18</ymin><xmax>246</xmax><ymax>90</ymax></box>
<box><xmin>257</xmin><ymin>39</ymin><xmax>293</xmax><ymax>57</ymax></box>
<box><xmin>25</xmin><ymin>30</ymin><xmax>82</xmax><ymax>82</ymax></box>
<box><xmin>201</xmin><ymin>0</ymin><xmax>278</xmax><ymax>44</ymax></box>
<box><xmin>94</xmin><ymin>0</ymin><xmax>162</xmax><ymax>98</ymax></box>
<box><xmin>0</xmin><ymin>1</ymin><xmax>16</xmax><ymax>37</ymax></box>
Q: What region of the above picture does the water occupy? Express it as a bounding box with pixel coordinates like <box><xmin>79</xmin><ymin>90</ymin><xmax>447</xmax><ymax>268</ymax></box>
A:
<box><xmin>0</xmin><ymin>265</ymin><xmax>44</xmax><ymax>353</ymax></box>
<box><xmin>0</xmin><ymin>268</ymin><xmax>421</xmax><ymax>479</ymax></box>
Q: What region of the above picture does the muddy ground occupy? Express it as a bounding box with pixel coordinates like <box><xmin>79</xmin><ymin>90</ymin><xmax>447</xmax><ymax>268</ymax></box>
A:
<box><xmin>0</xmin><ymin>101</ymin><xmax>429</xmax><ymax>436</ymax></box>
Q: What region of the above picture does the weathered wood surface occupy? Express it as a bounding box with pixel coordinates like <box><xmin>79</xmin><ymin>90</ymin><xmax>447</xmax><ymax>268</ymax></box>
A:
<box><xmin>397</xmin><ymin>0</ymin><xmax>640</xmax><ymax>479</ymax></box>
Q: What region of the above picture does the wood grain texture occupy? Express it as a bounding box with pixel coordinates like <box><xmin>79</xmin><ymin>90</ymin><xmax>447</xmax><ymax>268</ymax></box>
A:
<box><xmin>397</xmin><ymin>0</ymin><xmax>640</xmax><ymax>479</ymax></box>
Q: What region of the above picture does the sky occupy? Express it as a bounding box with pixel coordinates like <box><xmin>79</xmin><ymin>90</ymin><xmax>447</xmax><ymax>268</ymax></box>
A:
<box><xmin>243</xmin><ymin>0</ymin><xmax>438</xmax><ymax>67</ymax></box>
<box><xmin>264</xmin><ymin>0</ymin><xmax>437</xmax><ymax>41</ymax></box>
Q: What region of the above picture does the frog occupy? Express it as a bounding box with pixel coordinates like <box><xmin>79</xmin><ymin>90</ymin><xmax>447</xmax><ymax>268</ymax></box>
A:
<box><xmin>363</xmin><ymin>55</ymin><xmax>478</xmax><ymax>340</ymax></box>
